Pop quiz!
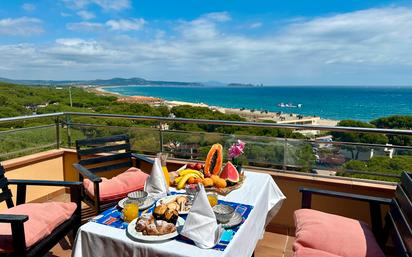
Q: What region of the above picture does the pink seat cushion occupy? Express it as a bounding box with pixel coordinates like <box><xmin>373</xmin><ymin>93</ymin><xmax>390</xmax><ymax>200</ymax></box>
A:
<box><xmin>294</xmin><ymin>209</ymin><xmax>385</xmax><ymax>257</ymax></box>
<box><xmin>294</xmin><ymin>247</ymin><xmax>343</xmax><ymax>257</ymax></box>
<box><xmin>0</xmin><ymin>202</ymin><xmax>76</xmax><ymax>252</ymax></box>
<box><xmin>83</xmin><ymin>167</ymin><xmax>149</xmax><ymax>202</ymax></box>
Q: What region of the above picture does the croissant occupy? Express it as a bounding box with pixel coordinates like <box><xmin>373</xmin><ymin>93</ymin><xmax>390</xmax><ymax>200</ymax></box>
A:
<box><xmin>144</xmin><ymin>223</ymin><xmax>159</xmax><ymax>235</ymax></box>
<box><xmin>136</xmin><ymin>214</ymin><xmax>177</xmax><ymax>236</ymax></box>
<box><xmin>156</xmin><ymin>220</ymin><xmax>176</xmax><ymax>234</ymax></box>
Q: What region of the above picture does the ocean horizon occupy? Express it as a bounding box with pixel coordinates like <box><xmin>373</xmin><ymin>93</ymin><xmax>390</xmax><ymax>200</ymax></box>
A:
<box><xmin>103</xmin><ymin>85</ymin><xmax>412</xmax><ymax>121</ymax></box>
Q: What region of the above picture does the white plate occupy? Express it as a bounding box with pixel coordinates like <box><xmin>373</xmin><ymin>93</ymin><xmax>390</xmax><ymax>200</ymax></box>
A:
<box><xmin>126</xmin><ymin>217</ymin><xmax>185</xmax><ymax>242</ymax></box>
<box><xmin>221</xmin><ymin>212</ymin><xmax>243</xmax><ymax>229</ymax></box>
<box><xmin>156</xmin><ymin>195</ymin><xmax>191</xmax><ymax>215</ymax></box>
<box><xmin>118</xmin><ymin>197</ymin><xmax>156</xmax><ymax>210</ymax></box>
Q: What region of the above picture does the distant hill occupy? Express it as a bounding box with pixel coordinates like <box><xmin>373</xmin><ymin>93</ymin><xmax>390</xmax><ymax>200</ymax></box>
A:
<box><xmin>0</xmin><ymin>77</ymin><xmax>205</xmax><ymax>87</ymax></box>
<box><xmin>227</xmin><ymin>83</ymin><xmax>263</xmax><ymax>87</ymax></box>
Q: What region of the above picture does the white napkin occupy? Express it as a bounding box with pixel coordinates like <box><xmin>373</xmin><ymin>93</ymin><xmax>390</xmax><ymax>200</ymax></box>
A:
<box><xmin>180</xmin><ymin>184</ymin><xmax>224</xmax><ymax>249</ymax></box>
<box><xmin>144</xmin><ymin>158</ymin><xmax>169</xmax><ymax>198</ymax></box>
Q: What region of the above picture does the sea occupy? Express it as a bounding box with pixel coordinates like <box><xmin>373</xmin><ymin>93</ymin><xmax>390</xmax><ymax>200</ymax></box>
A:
<box><xmin>103</xmin><ymin>85</ymin><xmax>412</xmax><ymax>121</ymax></box>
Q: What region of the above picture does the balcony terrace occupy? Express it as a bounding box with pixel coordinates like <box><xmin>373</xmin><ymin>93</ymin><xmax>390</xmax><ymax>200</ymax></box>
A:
<box><xmin>0</xmin><ymin>112</ymin><xmax>409</xmax><ymax>257</ymax></box>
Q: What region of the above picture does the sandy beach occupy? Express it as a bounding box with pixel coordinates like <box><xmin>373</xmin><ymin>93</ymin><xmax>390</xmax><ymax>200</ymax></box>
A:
<box><xmin>90</xmin><ymin>86</ymin><xmax>339</xmax><ymax>126</ymax></box>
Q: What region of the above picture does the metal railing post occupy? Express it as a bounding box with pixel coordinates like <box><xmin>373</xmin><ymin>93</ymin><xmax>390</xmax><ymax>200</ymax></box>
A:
<box><xmin>159</xmin><ymin>121</ymin><xmax>164</xmax><ymax>153</ymax></box>
<box><xmin>283</xmin><ymin>136</ymin><xmax>287</xmax><ymax>171</ymax></box>
<box><xmin>55</xmin><ymin>117</ymin><xmax>60</xmax><ymax>149</ymax></box>
<box><xmin>66</xmin><ymin>113</ymin><xmax>72</xmax><ymax>148</ymax></box>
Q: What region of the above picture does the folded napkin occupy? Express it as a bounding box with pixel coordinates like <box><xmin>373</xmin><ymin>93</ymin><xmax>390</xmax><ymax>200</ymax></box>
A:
<box><xmin>144</xmin><ymin>158</ymin><xmax>169</xmax><ymax>199</ymax></box>
<box><xmin>180</xmin><ymin>184</ymin><xmax>224</xmax><ymax>249</ymax></box>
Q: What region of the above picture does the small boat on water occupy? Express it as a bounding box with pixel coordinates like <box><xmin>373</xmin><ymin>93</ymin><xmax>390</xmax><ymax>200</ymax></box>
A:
<box><xmin>277</xmin><ymin>103</ymin><xmax>302</xmax><ymax>108</ymax></box>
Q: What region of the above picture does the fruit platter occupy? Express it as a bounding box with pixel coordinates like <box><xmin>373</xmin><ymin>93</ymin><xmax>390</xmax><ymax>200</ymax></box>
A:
<box><xmin>170</xmin><ymin>143</ymin><xmax>245</xmax><ymax>196</ymax></box>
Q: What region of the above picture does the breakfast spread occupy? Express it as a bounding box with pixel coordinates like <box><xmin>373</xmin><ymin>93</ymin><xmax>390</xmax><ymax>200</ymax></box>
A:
<box><xmin>132</xmin><ymin>197</ymin><xmax>187</xmax><ymax>236</ymax></box>
<box><xmin>126</xmin><ymin>141</ymin><xmax>247</xmax><ymax>239</ymax></box>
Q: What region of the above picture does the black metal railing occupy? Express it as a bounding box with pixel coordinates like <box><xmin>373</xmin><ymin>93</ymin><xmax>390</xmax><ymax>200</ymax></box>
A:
<box><xmin>1</xmin><ymin>112</ymin><xmax>411</xmax><ymax>183</ymax></box>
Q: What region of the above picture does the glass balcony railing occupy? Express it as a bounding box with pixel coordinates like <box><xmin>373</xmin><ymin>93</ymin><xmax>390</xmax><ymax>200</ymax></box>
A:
<box><xmin>1</xmin><ymin>112</ymin><xmax>411</xmax><ymax>183</ymax></box>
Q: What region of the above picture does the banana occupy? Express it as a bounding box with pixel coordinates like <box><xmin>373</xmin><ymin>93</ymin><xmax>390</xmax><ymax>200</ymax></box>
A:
<box><xmin>178</xmin><ymin>169</ymin><xmax>204</xmax><ymax>179</ymax></box>
<box><xmin>174</xmin><ymin>176</ymin><xmax>184</xmax><ymax>184</ymax></box>
<box><xmin>176</xmin><ymin>173</ymin><xmax>202</xmax><ymax>190</ymax></box>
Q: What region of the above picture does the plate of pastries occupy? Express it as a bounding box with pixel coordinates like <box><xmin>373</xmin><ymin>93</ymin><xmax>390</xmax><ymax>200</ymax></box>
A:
<box><xmin>156</xmin><ymin>195</ymin><xmax>191</xmax><ymax>214</ymax></box>
<box><xmin>127</xmin><ymin>204</ymin><xmax>185</xmax><ymax>241</ymax></box>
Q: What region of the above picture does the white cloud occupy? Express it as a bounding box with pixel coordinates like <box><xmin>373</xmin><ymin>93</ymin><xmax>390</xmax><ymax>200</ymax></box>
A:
<box><xmin>248</xmin><ymin>22</ymin><xmax>262</xmax><ymax>29</ymax></box>
<box><xmin>0</xmin><ymin>17</ymin><xmax>43</xmax><ymax>36</ymax></box>
<box><xmin>62</xmin><ymin>0</ymin><xmax>131</xmax><ymax>11</ymax></box>
<box><xmin>66</xmin><ymin>22</ymin><xmax>103</xmax><ymax>31</ymax></box>
<box><xmin>202</xmin><ymin>12</ymin><xmax>231</xmax><ymax>22</ymax></box>
<box><xmin>2</xmin><ymin>8</ymin><xmax>412</xmax><ymax>85</ymax></box>
<box><xmin>22</xmin><ymin>3</ymin><xmax>36</xmax><ymax>12</ymax></box>
<box><xmin>67</xmin><ymin>18</ymin><xmax>145</xmax><ymax>32</ymax></box>
<box><xmin>60</xmin><ymin>12</ymin><xmax>72</xmax><ymax>17</ymax></box>
<box><xmin>77</xmin><ymin>10</ymin><xmax>95</xmax><ymax>20</ymax></box>
<box><xmin>106</xmin><ymin>18</ymin><xmax>145</xmax><ymax>31</ymax></box>
<box><xmin>178</xmin><ymin>12</ymin><xmax>231</xmax><ymax>40</ymax></box>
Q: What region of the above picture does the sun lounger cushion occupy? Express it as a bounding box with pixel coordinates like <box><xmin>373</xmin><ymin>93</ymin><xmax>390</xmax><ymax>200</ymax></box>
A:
<box><xmin>294</xmin><ymin>209</ymin><xmax>385</xmax><ymax>257</ymax></box>
<box><xmin>0</xmin><ymin>202</ymin><xmax>76</xmax><ymax>252</ymax></box>
<box><xmin>83</xmin><ymin>167</ymin><xmax>149</xmax><ymax>202</ymax></box>
<box><xmin>294</xmin><ymin>247</ymin><xmax>343</xmax><ymax>257</ymax></box>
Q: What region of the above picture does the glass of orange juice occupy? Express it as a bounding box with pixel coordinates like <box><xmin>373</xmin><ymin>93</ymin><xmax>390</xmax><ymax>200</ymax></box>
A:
<box><xmin>122</xmin><ymin>202</ymin><xmax>139</xmax><ymax>223</ymax></box>
<box><xmin>158</xmin><ymin>153</ymin><xmax>170</xmax><ymax>188</ymax></box>
<box><xmin>207</xmin><ymin>193</ymin><xmax>218</xmax><ymax>207</ymax></box>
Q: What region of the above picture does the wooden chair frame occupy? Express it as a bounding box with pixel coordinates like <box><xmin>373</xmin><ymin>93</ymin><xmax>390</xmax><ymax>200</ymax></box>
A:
<box><xmin>0</xmin><ymin>165</ymin><xmax>82</xmax><ymax>257</ymax></box>
<box><xmin>73</xmin><ymin>134</ymin><xmax>154</xmax><ymax>214</ymax></box>
<box><xmin>299</xmin><ymin>171</ymin><xmax>412</xmax><ymax>257</ymax></box>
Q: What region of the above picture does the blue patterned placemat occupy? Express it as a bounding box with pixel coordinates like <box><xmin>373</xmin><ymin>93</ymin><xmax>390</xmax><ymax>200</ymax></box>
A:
<box><xmin>91</xmin><ymin>194</ymin><xmax>253</xmax><ymax>251</ymax></box>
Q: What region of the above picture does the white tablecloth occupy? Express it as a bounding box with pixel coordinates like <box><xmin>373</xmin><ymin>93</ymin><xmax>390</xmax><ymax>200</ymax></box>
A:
<box><xmin>72</xmin><ymin>171</ymin><xmax>286</xmax><ymax>257</ymax></box>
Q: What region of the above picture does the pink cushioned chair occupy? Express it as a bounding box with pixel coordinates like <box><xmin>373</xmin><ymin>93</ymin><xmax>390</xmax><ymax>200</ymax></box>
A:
<box><xmin>0</xmin><ymin>165</ymin><xmax>82</xmax><ymax>257</ymax></box>
<box><xmin>294</xmin><ymin>171</ymin><xmax>412</xmax><ymax>257</ymax></box>
<box><xmin>73</xmin><ymin>134</ymin><xmax>154</xmax><ymax>213</ymax></box>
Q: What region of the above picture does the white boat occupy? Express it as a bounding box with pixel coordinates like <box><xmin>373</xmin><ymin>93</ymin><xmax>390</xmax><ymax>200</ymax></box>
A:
<box><xmin>277</xmin><ymin>103</ymin><xmax>302</xmax><ymax>108</ymax></box>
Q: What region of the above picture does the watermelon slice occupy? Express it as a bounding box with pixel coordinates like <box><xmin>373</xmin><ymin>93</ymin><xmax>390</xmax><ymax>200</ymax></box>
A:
<box><xmin>220</xmin><ymin>162</ymin><xmax>240</xmax><ymax>185</ymax></box>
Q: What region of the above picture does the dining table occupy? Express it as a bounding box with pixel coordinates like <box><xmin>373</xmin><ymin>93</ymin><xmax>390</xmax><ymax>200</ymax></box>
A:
<box><xmin>72</xmin><ymin>170</ymin><xmax>286</xmax><ymax>257</ymax></box>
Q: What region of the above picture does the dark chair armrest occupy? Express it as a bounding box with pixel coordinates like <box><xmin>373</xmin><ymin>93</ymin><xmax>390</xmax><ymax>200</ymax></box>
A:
<box><xmin>0</xmin><ymin>214</ymin><xmax>28</xmax><ymax>224</ymax></box>
<box><xmin>0</xmin><ymin>214</ymin><xmax>28</xmax><ymax>251</ymax></box>
<box><xmin>8</xmin><ymin>179</ymin><xmax>82</xmax><ymax>187</ymax></box>
<box><xmin>299</xmin><ymin>187</ymin><xmax>392</xmax><ymax>208</ymax></box>
<box><xmin>73</xmin><ymin>163</ymin><xmax>102</xmax><ymax>183</ymax></box>
<box><xmin>131</xmin><ymin>153</ymin><xmax>154</xmax><ymax>165</ymax></box>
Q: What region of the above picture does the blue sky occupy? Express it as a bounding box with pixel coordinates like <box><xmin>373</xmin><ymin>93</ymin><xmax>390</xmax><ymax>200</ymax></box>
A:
<box><xmin>1</xmin><ymin>0</ymin><xmax>412</xmax><ymax>85</ymax></box>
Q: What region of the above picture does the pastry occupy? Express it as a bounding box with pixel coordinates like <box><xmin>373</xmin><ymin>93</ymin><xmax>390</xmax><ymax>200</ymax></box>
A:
<box><xmin>176</xmin><ymin>196</ymin><xmax>187</xmax><ymax>211</ymax></box>
<box><xmin>156</xmin><ymin>220</ymin><xmax>176</xmax><ymax>234</ymax></box>
<box><xmin>136</xmin><ymin>215</ymin><xmax>177</xmax><ymax>236</ymax></box>
<box><xmin>160</xmin><ymin>195</ymin><xmax>190</xmax><ymax>213</ymax></box>
<box><xmin>135</xmin><ymin>214</ymin><xmax>154</xmax><ymax>232</ymax></box>
<box><xmin>162</xmin><ymin>208</ymin><xmax>179</xmax><ymax>224</ymax></box>
<box><xmin>153</xmin><ymin>204</ymin><xmax>167</xmax><ymax>220</ymax></box>
<box><xmin>167</xmin><ymin>201</ymin><xmax>179</xmax><ymax>211</ymax></box>
<box><xmin>144</xmin><ymin>223</ymin><xmax>159</xmax><ymax>235</ymax></box>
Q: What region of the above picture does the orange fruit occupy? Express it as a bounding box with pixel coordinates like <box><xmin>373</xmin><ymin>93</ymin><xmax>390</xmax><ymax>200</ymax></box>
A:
<box><xmin>202</xmin><ymin>178</ymin><xmax>214</xmax><ymax>187</ymax></box>
<box><xmin>210</xmin><ymin>175</ymin><xmax>220</xmax><ymax>185</ymax></box>
<box><xmin>196</xmin><ymin>178</ymin><xmax>204</xmax><ymax>183</ymax></box>
<box><xmin>188</xmin><ymin>177</ymin><xmax>195</xmax><ymax>184</ymax></box>
<box><xmin>214</xmin><ymin>178</ymin><xmax>227</xmax><ymax>188</ymax></box>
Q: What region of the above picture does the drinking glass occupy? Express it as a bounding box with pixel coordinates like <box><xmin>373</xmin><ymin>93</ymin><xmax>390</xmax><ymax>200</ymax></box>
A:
<box><xmin>158</xmin><ymin>153</ymin><xmax>170</xmax><ymax>188</ymax></box>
